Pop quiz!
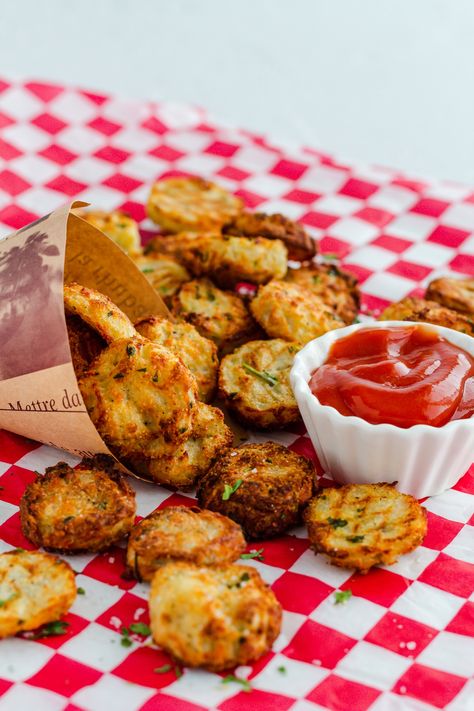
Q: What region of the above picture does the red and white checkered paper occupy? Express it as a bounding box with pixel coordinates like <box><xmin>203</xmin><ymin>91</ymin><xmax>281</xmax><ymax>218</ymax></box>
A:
<box><xmin>0</xmin><ymin>77</ymin><xmax>473</xmax><ymax>711</ymax></box>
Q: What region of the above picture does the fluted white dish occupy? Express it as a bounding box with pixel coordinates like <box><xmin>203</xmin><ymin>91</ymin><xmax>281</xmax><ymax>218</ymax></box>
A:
<box><xmin>290</xmin><ymin>320</ymin><xmax>474</xmax><ymax>498</ymax></box>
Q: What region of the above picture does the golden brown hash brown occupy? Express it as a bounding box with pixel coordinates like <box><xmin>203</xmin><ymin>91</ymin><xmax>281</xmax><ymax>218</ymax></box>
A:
<box><xmin>149</xmin><ymin>561</ymin><xmax>281</xmax><ymax>671</ymax></box>
<box><xmin>66</xmin><ymin>313</ymin><xmax>105</xmax><ymax>378</ymax></box>
<box><xmin>251</xmin><ymin>280</ymin><xmax>344</xmax><ymax>345</ymax></box>
<box><xmin>76</xmin><ymin>209</ymin><xmax>141</xmax><ymax>255</ymax></box>
<box><xmin>64</xmin><ymin>282</ymin><xmax>137</xmax><ymax>343</ymax></box>
<box><xmin>224</xmin><ymin>211</ymin><xmax>317</xmax><ymax>261</ymax></box>
<box><xmin>219</xmin><ymin>339</ymin><xmax>301</xmax><ymax>429</ymax></box>
<box><xmin>20</xmin><ymin>456</ymin><xmax>136</xmax><ymax>553</ymax></box>
<box><xmin>79</xmin><ymin>336</ymin><xmax>197</xmax><ymax>460</ymax></box>
<box><xmin>146</xmin><ymin>177</ymin><xmax>243</xmax><ymax>233</ymax></box>
<box><xmin>379</xmin><ymin>297</ymin><xmax>474</xmax><ymax>336</ymax></box>
<box><xmin>0</xmin><ymin>550</ymin><xmax>76</xmax><ymax>639</ymax></box>
<box><xmin>285</xmin><ymin>263</ymin><xmax>360</xmax><ymax>324</ymax></box>
<box><xmin>171</xmin><ymin>278</ymin><xmax>260</xmax><ymax>352</ymax></box>
<box><xmin>126</xmin><ymin>505</ymin><xmax>246</xmax><ymax>581</ymax></box>
<box><xmin>198</xmin><ymin>442</ymin><xmax>315</xmax><ymax>539</ymax></box>
<box><xmin>125</xmin><ymin>401</ymin><xmax>233</xmax><ymax>489</ymax></box>
<box><xmin>132</xmin><ymin>253</ymin><xmax>191</xmax><ymax>304</ymax></box>
<box><xmin>135</xmin><ymin>315</ymin><xmax>218</xmax><ymax>402</ymax></box>
<box><xmin>304</xmin><ymin>483</ymin><xmax>427</xmax><ymax>573</ymax></box>
<box><xmin>426</xmin><ymin>276</ymin><xmax>474</xmax><ymax>317</ymax></box>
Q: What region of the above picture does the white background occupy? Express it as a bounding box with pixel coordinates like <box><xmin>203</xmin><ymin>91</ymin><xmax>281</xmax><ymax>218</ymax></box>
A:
<box><xmin>1</xmin><ymin>0</ymin><xmax>473</xmax><ymax>183</ymax></box>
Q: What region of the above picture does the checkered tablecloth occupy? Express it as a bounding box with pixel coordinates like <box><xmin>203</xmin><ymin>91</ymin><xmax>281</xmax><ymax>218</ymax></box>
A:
<box><xmin>0</xmin><ymin>77</ymin><xmax>473</xmax><ymax>711</ymax></box>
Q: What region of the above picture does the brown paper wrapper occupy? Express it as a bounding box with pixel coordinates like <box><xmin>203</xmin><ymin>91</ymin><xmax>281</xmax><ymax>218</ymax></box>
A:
<box><xmin>0</xmin><ymin>202</ymin><xmax>169</xmax><ymax>470</ymax></box>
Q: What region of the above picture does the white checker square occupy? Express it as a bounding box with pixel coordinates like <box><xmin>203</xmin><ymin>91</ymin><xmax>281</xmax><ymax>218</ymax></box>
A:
<box><xmin>1</xmin><ymin>86</ymin><xmax>43</xmax><ymax>120</ymax></box>
<box><xmin>425</xmin><ymin>184</ymin><xmax>472</xmax><ymax>202</ymax></box>
<box><xmin>66</xmin><ymin>156</ymin><xmax>118</xmax><ymax>184</ymax></box>
<box><xmin>0</xmin><ymin>684</ymin><xmax>65</xmax><ymax>711</ymax></box>
<box><xmin>242</xmin><ymin>174</ymin><xmax>293</xmax><ymax>198</ymax></box>
<box><xmin>348</xmin><ymin>245</ymin><xmax>398</xmax><ymax>271</ymax></box>
<box><xmin>167</xmin><ymin>130</ymin><xmax>218</xmax><ymax>153</ymax></box>
<box><xmin>102</xmin><ymin>97</ymin><xmax>144</xmax><ymax>124</ymax></box>
<box><xmin>417</xmin><ymin>631</ymin><xmax>474</xmax><ymax>677</ymax></box>
<box><xmin>391</xmin><ymin>581</ymin><xmax>465</xmax><ymax>629</ymax></box>
<box><xmin>131</xmin><ymin>479</ymin><xmax>175</xmax><ymax>517</ymax></box>
<box><xmin>370</xmin><ymin>691</ymin><xmax>434</xmax><ymax>711</ymax></box>
<box><xmin>0</xmin><ymin>461</ymin><xmax>10</xmax><ymax>476</ymax></box>
<box><xmin>273</xmin><ymin>611</ymin><xmax>307</xmax><ymax>653</ymax></box>
<box><xmin>155</xmin><ymin>102</ymin><xmax>202</xmax><ymax>130</ymax></box>
<box><xmin>423</xmin><ymin>489</ymin><xmax>473</xmax><ymax>524</ymax></box>
<box><xmin>380</xmin><ymin>546</ymin><xmax>439</xmax><ymax>580</ymax></box>
<box><xmin>299</xmin><ymin>165</ymin><xmax>348</xmax><ymax>194</ymax></box>
<box><xmin>443</xmin><ymin>526</ymin><xmax>474</xmax><ymax>564</ymax></box>
<box><xmin>362</xmin><ymin>271</ymin><xmax>414</xmax><ymax>301</ymax></box>
<box><xmin>386</xmin><ymin>213</ymin><xmax>437</xmax><ymax>242</ymax></box>
<box><xmin>402</xmin><ymin>241</ymin><xmax>455</xmax><ymax>268</ymax></box>
<box><xmin>78</xmin><ymin>185</ymin><xmax>124</xmax><ymax>210</ymax></box>
<box><xmin>264</xmin><ymin>199</ymin><xmax>306</xmax><ymax>219</ymax></box>
<box><xmin>441</xmin><ymin>202</ymin><xmax>474</xmax><ymax>231</ymax></box>
<box><xmin>0</xmin><ymin>499</ymin><xmax>18</xmax><ymax>525</ymax></box>
<box><xmin>253</xmin><ymin>654</ymin><xmax>328</xmax><ymax>697</ymax></box>
<box><xmin>0</xmin><ymin>638</ymin><xmax>53</xmax><ymax>680</ymax></box>
<box><xmin>310</xmin><ymin>595</ymin><xmax>386</xmax><ymax>639</ymax></box>
<box><xmin>118</xmin><ymin>154</ymin><xmax>166</xmax><ymax>182</ymax></box>
<box><xmin>8</xmin><ymin>154</ymin><xmax>60</xmax><ymax>184</ymax></box>
<box><xmin>248</xmin><ymin>431</ymin><xmax>299</xmax><ymax>448</ymax></box>
<box><xmin>290</xmin><ymin>549</ymin><xmax>352</xmax><ymax>587</ymax></box>
<box><xmin>71</xmin><ymin>575</ymin><xmax>125</xmax><ymax>620</ymax></box>
<box><xmin>49</xmin><ymin>91</ymin><xmax>99</xmax><ymax>124</ymax></box>
<box><xmin>335</xmin><ymin>641</ymin><xmax>412</xmax><ymax>690</ymax></box>
<box><xmin>174</xmin><ymin>152</ymin><xmax>225</xmax><ymax>176</ymax></box>
<box><xmin>290</xmin><ymin>702</ymin><xmax>330</xmax><ymax>711</ymax></box>
<box><xmin>3</xmin><ymin>123</ymin><xmax>52</xmax><ymax>152</ymax></box>
<box><xmin>59</xmin><ymin>551</ymin><xmax>96</xmax><ymax>573</ymax></box>
<box><xmin>110</xmin><ymin>128</ymin><xmax>159</xmax><ymax>153</ymax></box>
<box><xmin>314</xmin><ymin>194</ymin><xmax>362</xmax><ymax>216</ymax></box>
<box><xmin>127</xmin><ymin>183</ymin><xmax>153</xmax><ymax>204</ymax></box>
<box><xmin>459</xmin><ymin>234</ymin><xmax>474</xmax><ymax>254</ymax></box>
<box><xmin>447</xmin><ymin>679</ymin><xmax>474</xmax><ymax>711</ymax></box>
<box><xmin>16</xmin><ymin>444</ymin><xmax>79</xmax><ymax>473</ymax></box>
<box><xmin>328</xmin><ymin>217</ymin><xmax>379</xmax><ymax>246</ymax></box>
<box><xmin>16</xmin><ymin>187</ymin><xmax>69</xmax><ymax>215</ymax></box>
<box><xmin>166</xmin><ymin>668</ymin><xmax>237</xmax><ymax>707</ymax></box>
<box><xmin>237</xmin><ymin>557</ymin><xmax>284</xmax><ymax>584</ymax></box>
<box><xmin>58</xmin><ymin>125</ymin><xmax>106</xmax><ymax>154</ymax></box>
<box><xmin>60</xmin><ymin>623</ymin><xmax>133</xmax><ymax>672</ymax></box>
<box><xmin>72</xmin><ymin>673</ymin><xmax>155</xmax><ymax>711</ymax></box>
<box><xmin>229</xmin><ymin>144</ymin><xmax>279</xmax><ymax>172</ymax></box>
<box><xmin>352</xmin><ymin>164</ymin><xmax>393</xmax><ymax>185</ymax></box>
<box><xmin>368</xmin><ymin>185</ymin><xmax>419</xmax><ymax>212</ymax></box>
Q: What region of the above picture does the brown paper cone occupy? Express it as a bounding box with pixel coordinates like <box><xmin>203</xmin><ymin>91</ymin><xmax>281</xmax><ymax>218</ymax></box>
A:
<box><xmin>0</xmin><ymin>202</ymin><xmax>170</xmax><ymax>475</ymax></box>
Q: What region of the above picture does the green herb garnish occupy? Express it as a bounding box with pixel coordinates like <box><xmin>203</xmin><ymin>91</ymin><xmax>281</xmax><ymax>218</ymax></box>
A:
<box><xmin>222</xmin><ymin>479</ymin><xmax>243</xmax><ymax>500</ymax></box>
<box><xmin>241</xmin><ymin>548</ymin><xmax>264</xmax><ymax>561</ymax></box>
<box><xmin>154</xmin><ymin>664</ymin><xmax>172</xmax><ymax>674</ymax></box>
<box><xmin>77</xmin><ymin>587</ymin><xmax>85</xmax><ymax>595</ymax></box>
<box><xmin>322</xmin><ymin>252</ymin><xmax>340</xmax><ymax>261</ymax></box>
<box><xmin>334</xmin><ymin>589</ymin><xmax>352</xmax><ymax>605</ymax></box>
<box><xmin>120</xmin><ymin>626</ymin><xmax>133</xmax><ymax>647</ymax></box>
<box><xmin>113</xmin><ymin>373</ymin><xmax>125</xmax><ymax>380</ymax></box>
<box><xmin>0</xmin><ymin>593</ymin><xmax>17</xmax><ymax>607</ymax></box>
<box><xmin>221</xmin><ymin>675</ymin><xmax>252</xmax><ymax>692</ymax></box>
<box><xmin>347</xmin><ymin>535</ymin><xmax>364</xmax><ymax>543</ymax></box>
<box><xmin>32</xmin><ymin>620</ymin><xmax>70</xmax><ymax>638</ymax></box>
<box><xmin>129</xmin><ymin>622</ymin><xmax>151</xmax><ymax>637</ymax></box>
<box><xmin>328</xmin><ymin>517</ymin><xmax>348</xmax><ymax>528</ymax></box>
<box><xmin>243</xmin><ymin>363</ymin><xmax>278</xmax><ymax>386</ymax></box>
<box><xmin>277</xmin><ymin>665</ymin><xmax>287</xmax><ymax>674</ymax></box>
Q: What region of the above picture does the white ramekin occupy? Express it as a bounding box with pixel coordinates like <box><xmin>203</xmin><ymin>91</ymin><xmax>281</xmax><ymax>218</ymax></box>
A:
<box><xmin>290</xmin><ymin>320</ymin><xmax>474</xmax><ymax>498</ymax></box>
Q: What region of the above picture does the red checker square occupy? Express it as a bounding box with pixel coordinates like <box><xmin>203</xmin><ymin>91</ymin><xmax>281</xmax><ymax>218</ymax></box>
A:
<box><xmin>24</xmin><ymin>81</ymin><xmax>63</xmax><ymax>103</ymax></box>
<box><xmin>28</xmin><ymin>653</ymin><xmax>101</xmax><ymax>697</ymax></box>
<box><xmin>428</xmin><ymin>224</ymin><xmax>469</xmax><ymax>249</ymax></box>
<box><xmin>340</xmin><ymin>262</ymin><xmax>372</xmax><ymax>285</ymax></box>
<box><xmin>46</xmin><ymin>175</ymin><xmax>87</xmax><ymax>197</ymax></box>
<box><xmin>117</xmin><ymin>200</ymin><xmax>146</xmax><ymax>223</ymax></box>
<box><xmin>96</xmin><ymin>591</ymin><xmax>150</xmax><ymax>632</ymax></box>
<box><xmin>39</xmin><ymin>144</ymin><xmax>77</xmax><ymax>166</ymax></box>
<box><xmin>272</xmin><ymin>571</ymin><xmax>332</xmax><ymax>614</ymax></box>
<box><xmin>446</xmin><ymin>601</ymin><xmax>474</xmax><ymax>636</ymax></box>
<box><xmin>392</xmin><ymin>178</ymin><xmax>427</xmax><ymax>193</ymax></box>
<box><xmin>0</xmin><ymin>111</ymin><xmax>14</xmax><ymax>129</ymax></box>
<box><xmin>88</xmin><ymin>116</ymin><xmax>122</xmax><ymax>136</ymax></box>
<box><xmin>196</xmin><ymin>121</ymin><xmax>216</xmax><ymax>133</ymax></box>
<box><xmin>0</xmin><ymin>679</ymin><xmax>13</xmax><ymax>697</ymax></box>
<box><xmin>307</xmin><ymin>674</ymin><xmax>380</xmax><ymax>711</ymax></box>
<box><xmin>255</xmin><ymin>536</ymin><xmax>309</xmax><ymax>569</ymax></box>
<box><xmin>342</xmin><ymin>568</ymin><xmax>410</xmax><ymax>607</ymax></box>
<box><xmin>94</xmin><ymin>146</ymin><xmax>131</xmax><ymax>164</ymax></box>
<box><xmin>32</xmin><ymin>612</ymin><xmax>89</xmax><ymax>650</ymax></box>
<box><xmin>0</xmin><ymin>79</ymin><xmax>10</xmax><ymax>93</ymax></box>
<box><xmin>158</xmin><ymin>169</ymin><xmax>194</xmax><ymax>180</ymax></box>
<box><xmin>0</xmin><ymin>465</ymin><xmax>37</xmax><ymax>505</ymax></box>
<box><xmin>102</xmin><ymin>173</ymin><xmax>142</xmax><ymax>193</ymax></box>
<box><xmin>234</xmin><ymin>189</ymin><xmax>267</xmax><ymax>209</ymax></box>
<box><xmin>141</xmin><ymin>694</ymin><xmax>206</xmax><ymax>711</ymax></box>
<box><xmin>392</xmin><ymin>663</ymin><xmax>467</xmax><ymax>708</ymax></box>
<box><xmin>418</xmin><ymin>552</ymin><xmax>474</xmax><ymax>598</ymax></box>
<box><xmin>80</xmin><ymin>89</ymin><xmax>108</xmax><ymax>106</ymax></box>
<box><xmin>113</xmin><ymin>645</ymin><xmax>176</xmax><ymax>688</ymax></box>
<box><xmin>301</xmin><ymin>211</ymin><xmax>338</xmax><ymax>230</ymax></box>
<box><xmin>361</xmin><ymin>293</ymin><xmax>390</xmax><ymax>316</ymax></box>
<box><xmin>0</xmin><ymin>430</ymin><xmax>40</xmax><ymax>463</ymax></box>
<box><xmin>388</xmin><ymin>260</ymin><xmax>432</xmax><ymax>282</ymax></box>
<box><xmin>282</xmin><ymin>619</ymin><xmax>355</xmax><ymax>667</ymax></box>
<box><xmin>365</xmin><ymin>611</ymin><xmax>437</xmax><ymax>657</ymax></box>
<box><xmin>319</xmin><ymin>237</ymin><xmax>352</xmax><ymax>258</ymax></box>
<box><xmin>355</xmin><ymin>206</ymin><xmax>394</xmax><ymax>227</ymax></box>
<box><xmin>340</xmin><ymin>178</ymin><xmax>378</xmax><ymax>200</ymax></box>
<box><xmin>372</xmin><ymin>234</ymin><xmax>412</xmax><ymax>253</ymax></box>
<box><xmin>0</xmin><ymin>205</ymin><xmax>38</xmax><ymax>230</ymax></box>
<box><xmin>141</xmin><ymin>116</ymin><xmax>168</xmax><ymax>135</ymax></box>
<box><xmin>449</xmin><ymin>253</ymin><xmax>474</xmax><ymax>276</ymax></box>
<box><xmin>216</xmin><ymin>166</ymin><xmax>250</xmax><ymax>182</ymax></box>
<box><xmin>0</xmin><ymin>170</ymin><xmax>31</xmax><ymax>196</ymax></box>
<box><xmin>31</xmin><ymin>112</ymin><xmax>67</xmax><ymax>135</ymax></box>
<box><xmin>422</xmin><ymin>511</ymin><xmax>464</xmax><ymax>550</ymax></box>
<box><xmin>453</xmin><ymin>465</ymin><xmax>474</xmax><ymax>494</ymax></box>
<box><xmin>149</xmin><ymin>144</ymin><xmax>184</xmax><ymax>162</ymax></box>
<box><xmin>219</xmin><ymin>689</ymin><xmax>294</xmax><ymax>711</ymax></box>
<box><xmin>288</xmin><ymin>436</ymin><xmax>323</xmax><ymax>474</ymax></box>
<box><xmin>411</xmin><ymin>198</ymin><xmax>450</xmax><ymax>218</ymax></box>
<box><xmin>0</xmin><ymin>511</ymin><xmax>35</xmax><ymax>549</ymax></box>
<box><xmin>271</xmin><ymin>159</ymin><xmax>308</xmax><ymax>181</ymax></box>
<box><xmin>81</xmin><ymin>546</ymin><xmax>135</xmax><ymax>590</ymax></box>
<box><xmin>0</xmin><ymin>138</ymin><xmax>21</xmax><ymax>161</ymax></box>
<box><xmin>205</xmin><ymin>141</ymin><xmax>239</xmax><ymax>157</ymax></box>
<box><xmin>63</xmin><ymin>705</ymin><xmax>85</xmax><ymax>711</ymax></box>
<box><xmin>283</xmin><ymin>189</ymin><xmax>320</xmax><ymax>204</ymax></box>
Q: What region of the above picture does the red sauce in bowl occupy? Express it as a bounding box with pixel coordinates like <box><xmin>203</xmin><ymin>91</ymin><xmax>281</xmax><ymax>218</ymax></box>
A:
<box><xmin>309</xmin><ymin>325</ymin><xmax>474</xmax><ymax>427</ymax></box>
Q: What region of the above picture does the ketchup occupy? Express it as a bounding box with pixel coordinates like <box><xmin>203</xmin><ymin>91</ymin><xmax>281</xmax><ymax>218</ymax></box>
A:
<box><xmin>309</xmin><ymin>326</ymin><xmax>474</xmax><ymax>427</ymax></box>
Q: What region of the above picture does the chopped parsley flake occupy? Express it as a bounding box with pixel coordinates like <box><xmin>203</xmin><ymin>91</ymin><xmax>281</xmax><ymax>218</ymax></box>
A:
<box><xmin>241</xmin><ymin>548</ymin><xmax>264</xmax><ymax>561</ymax></box>
<box><xmin>126</xmin><ymin>344</ymin><xmax>136</xmax><ymax>357</ymax></box>
<box><xmin>32</xmin><ymin>620</ymin><xmax>70</xmax><ymax>638</ymax></box>
<box><xmin>77</xmin><ymin>587</ymin><xmax>86</xmax><ymax>595</ymax></box>
<box><xmin>242</xmin><ymin>362</ymin><xmax>278</xmax><ymax>386</ymax></box>
<box><xmin>347</xmin><ymin>535</ymin><xmax>364</xmax><ymax>543</ymax></box>
<box><xmin>334</xmin><ymin>589</ymin><xmax>352</xmax><ymax>605</ymax></box>
<box><xmin>221</xmin><ymin>675</ymin><xmax>252</xmax><ymax>692</ymax></box>
<box><xmin>277</xmin><ymin>665</ymin><xmax>287</xmax><ymax>674</ymax></box>
<box><xmin>154</xmin><ymin>664</ymin><xmax>172</xmax><ymax>674</ymax></box>
<box><xmin>129</xmin><ymin>622</ymin><xmax>151</xmax><ymax>637</ymax></box>
<box><xmin>222</xmin><ymin>479</ymin><xmax>243</xmax><ymax>500</ymax></box>
<box><xmin>328</xmin><ymin>517</ymin><xmax>348</xmax><ymax>528</ymax></box>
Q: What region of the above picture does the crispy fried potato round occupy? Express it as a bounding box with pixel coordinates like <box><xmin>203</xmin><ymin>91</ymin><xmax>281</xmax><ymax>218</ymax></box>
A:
<box><xmin>133</xmin><ymin>253</ymin><xmax>191</xmax><ymax>303</ymax></box>
<box><xmin>64</xmin><ymin>282</ymin><xmax>137</xmax><ymax>344</ymax></box>
<box><xmin>0</xmin><ymin>550</ymin><xmax>76</xmax><ymax>639</ymax></box>
<box><xmin>149</xmin><ymin>561</ymin><xmax>281</xmax><ymax>671</ymax></box>
<box><xmin>20</xmin><ymin>456</ymin><xmax>136</xmax><ymax>553</ymax></box>
<box><xmin>172</xmin><ymin>278</ymin><xmax>259</xmax><ymax>352</ymax></box>
<box><xmin>126</xmin><ymin>506</ymin><xmax>245</xmax><ymax>581</ymax></box>
<box><xmin>251</xmin><ymin>280</ymin><xmax>344</xmax><ymax>345</ymax></box>
<box><xmin>66</xmin><ymin>313</ymin><xmax>105</xmax><ymax>378</ymax></box>
<box><xmin>126</xmin><ymin>401</ymin><xmax>233</xmax><ymax>489</ymax></box>
<box><xmin>77</xmin><ymin>209</ymin><xmax>141</xmax><ymax>255</ymax></box>
<box><xmin>79</xmin><ymin>336</ymin><xmax>197</xmax><ymax>459</ymax></box>
<box><xmin>147</xmin><ymin>177</ymin><xmax>243</xmax><ymax>233</ymax></box>
<box><xmin>224</xmin><ymin>211</ymin><xmax>317</xmax><ymax>261</ymax></box>
<box><xmin>426</xmin><ymin>276</ymin><xmax>474</xmax><ymax>317</ymax></box>
<box><xmin>219</xmin><ymin>339</ymin><xmax>300</xmax><ymax>429</ymax></box>
<box><xmin>379</xmin><ymin>297</ymin><xmax>474</xmax><ymax>336</ymax></box>
<box><xmin>304</xmin><ymin>483</ymin><xmax>427</xmax><ymax>573</ymax></box>
<box><xmin>135</xmin><ymin>315</ymin><xmax>218</xmax><ymax>402</ymax></box>
<box><xmin>285</xmin><ymin>263</ymin><xmax>360</xmax><ymax>324</ymax></box>
<box><xmin>176</xmin><ymin>234</ymin><xmax>289</xmax><ymax>288</ymax></box>
<box><xmin>144</xmin><ymin>231</ymin><xmax>218</xmax><ymax>260</ymax></box>
<box><xmin>198</xmin><ymin>442</ymin><xmax>314</xmax><ymax>539</ymax></box>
